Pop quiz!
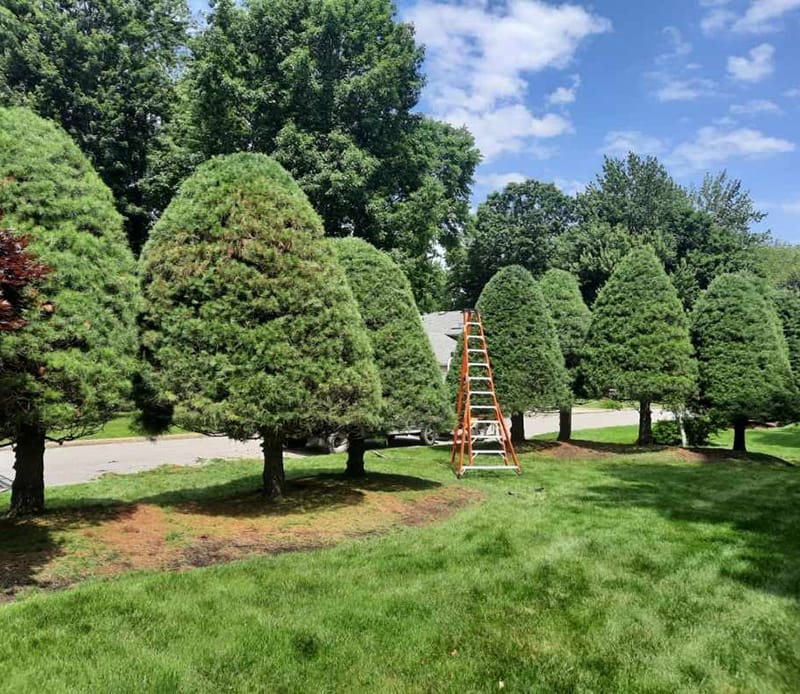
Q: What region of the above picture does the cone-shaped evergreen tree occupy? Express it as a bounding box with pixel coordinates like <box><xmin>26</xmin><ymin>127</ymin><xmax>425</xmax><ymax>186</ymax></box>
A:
<box><xmin>692</xmin><ymin>274</ymin><xmax>795</xmax><ymax>451</ymax></box>
<box><xmin>539</xmin><ymin>268</ymin><xmax>592</xmax><ymax>441</ymax></box>
<box><xmin>0</xmin><ymin>107</ymin><xmax>139</xmax><ymax>516</ymax></box>
<box><xmin>449</xmin><ymin>265</ymin><xmax>567</xmax><ymax>443</ymax></box>
<box><xmin>139</xmin><ymin>153</ymin><xmax>381</xmax><ymax>497</ymax></box>
<box><xmin>582</xmin><ymin>247</ymin><xmax>696</xmax><ymax>445</ymax></box>
<box><xmin>332</xmin><ymin>238</ymin><xmax>450</xmax><ymax>475</ymax></box>
<box><xmin>775</xmin><ymin>289</ymin><xmax>800</xmax><ymax>406</ymax></box>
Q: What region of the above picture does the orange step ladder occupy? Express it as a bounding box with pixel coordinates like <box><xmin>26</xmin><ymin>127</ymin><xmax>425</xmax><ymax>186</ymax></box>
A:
<box><xmin>450</xmin><ymin>309</ymin><xmax>521</xmax><ymax>478</ymax></box>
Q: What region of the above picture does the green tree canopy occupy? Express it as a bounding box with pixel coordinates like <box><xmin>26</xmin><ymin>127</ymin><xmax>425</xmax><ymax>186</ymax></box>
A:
<box><xmin>139</xmin><ymin>153</ymin><xmax>381</xmax><ymax>496</ymax></box>
<box><xmin>449</xmin><ymin>265</ymin><xmax>567</xmax><ymax>443</ymax></box>
<box><xmin>332</xmin><ymin>237</ymin><xmax>450</xmax><ymax>474</ymax></box>
<box><xmin>539</xmin><ymin>268</ymin><xmax>592</xmax><ymax>441</ymax></box>
<box><xmin>453</xmin><ymin>180</ymin><xmax>576</xmax><ymax>307</ymax></box>
<box><xmin>0</xmin><ymin>0</ymin><xmax>190</xmax><ymax>253</ymax></box>
<box><xmin>582</xmin><ymin>247</ymin><xmax>696</xmax><ymax>445</ymax></box>
<box><xmin>165</xmin><ymin>0</ymin><xmax>479</xmax><ymax>310</ymax></box>
<box><xmin>0</xmin><ymin>107</ymin><xmax>139</xmax><ymax>515</ymax></box>
<box><xmin>692</xmin><ymin>274</ymin><xmax>795</xmax><ymax>451</ymax></box>
<box><xmin>774</xmin><ymin>289</ymin><xmax>800</xmax><ymax>420</ymax></box>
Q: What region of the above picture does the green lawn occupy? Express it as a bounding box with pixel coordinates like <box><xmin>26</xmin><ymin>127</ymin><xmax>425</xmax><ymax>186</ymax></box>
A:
<box><xmin>2</xmin><ymin>437</ymin><xmax>800</xmax><ymax>691</ymax></box>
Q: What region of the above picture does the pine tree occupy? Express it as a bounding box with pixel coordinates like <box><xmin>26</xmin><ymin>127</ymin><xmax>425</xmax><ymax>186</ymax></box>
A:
<box><xmin>582</xmin><ymin>247</ymin><xmax>696</xmax><ymax>445</ymax></box>
<box><xmin>692</xmin><ymin>274</ymin><xmax>795</xmax><ymax>451</ymax></box>
<box><xmin>539</xmin><ymin>269</ymin><xmax>592</xmax><ymax>441</ymax></box>
<box><xmin>449</xmin><ymin>266</ymin><xmax>567</xmax><ymax>443</ymax></box>
<box><xmin>332</xmin><ymin>238</ymin><xmax>450</xmax><ymax>475</ymax></box>
<box><xmin>139</xmin><ymin>153</ymin><xmax>381</xmax><ymax>497</ymax></box>
<box><xmin>0</xmin><ymin>107</ymin><xmax>139</xmax><ymax>516</ymax></box>
<box><xmin>774</xmin><ymin>289</ymin><xmax>800</xmax><ymax>399</ymax></box>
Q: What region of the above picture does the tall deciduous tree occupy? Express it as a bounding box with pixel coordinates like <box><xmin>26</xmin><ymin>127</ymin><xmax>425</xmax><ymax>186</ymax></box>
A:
<box><xmin>0</xmin><ymin>108</ymin><xmax>139</xmax><ymax>516</ymax></box>
<box><xmin>582</xmin><ymin>247</ymin><xmax>696</xmax><ymax>445</ymax></box>
<box><xmin>692</xmin><ymin>274</ymin><xmax>795</xmax><ymax>452</ymax></box>
<box><xmin>453</xmin><ymin>180</ymin><xmax>576</xmax><ymax>307</ymax></box>
<box><xmin>139</xmin><ymin>153</ymin><xmax>381</xmax><ymax>497</ymax></box>
<box><xmin>332</xmin><ymin>237</ymin><xmax>450</xmax><ymax>475</ymax></box>
<box><xmin>0</xmin><ymin>0</ymin><xmax>190</xmax><ymax>253</ymax></box>
<box><xmin>449</xmin><ymin>266</ymin><xmax>567</xmax><ymax>444</ymax></box>
<box><xmin>539</xmin><ymin>269</ymin><xmax>592</xmax><ymax>441</ymax></box>
<box><xmin>690</xmin><ymin>170</ymin><xmax>767</xmax><ymax>236</ymax></box>
<box><xmin>171</xmin><ymin>0</ymin><xmax>478</xmax><ymax>310</ymax></box>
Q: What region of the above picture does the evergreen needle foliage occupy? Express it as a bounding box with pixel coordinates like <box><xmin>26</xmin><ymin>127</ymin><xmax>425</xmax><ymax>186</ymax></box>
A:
<box><xmin>450</xmin><ymin>265</ymin><xmax>567</xmax><ymax>443</ymax></box>
<box><xmin>332</xmin><ymin>238</ymin><xmax>450</xmax><ymax>474</ymax></box>
<box><xmin>582</xmin><ymin>247</ymin><xmax>696</xmax><ymax>445</ymax></box>
<box><xmin>692</xmin><ymin>274</ymin><xmax>795</xmax><ymax>451</ymax></box>
<box><xmin>0</xmin><ymin>107</ymin><xmax>139</xmax><ymax>515</ymax></box>
<box><xmin>775</xmin><ymin>289</ymin><xmax>800</xmax><ymax>404</ymax></box>
<box><xmin>539</xmin><ymin>268</ymin><xmax>592</xmax><ymax>440</ymax></box>
<box><xmin>139</xmin><ymin>153</ymin><xmax>381</xmax><ymax>496</ymax></box>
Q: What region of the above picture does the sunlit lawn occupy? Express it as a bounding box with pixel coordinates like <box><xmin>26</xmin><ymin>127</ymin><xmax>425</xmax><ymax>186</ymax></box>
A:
<box><xmin>1</xmin><ymin>429</ymin><xmax>799</xmax><ymax>691</ymax></box>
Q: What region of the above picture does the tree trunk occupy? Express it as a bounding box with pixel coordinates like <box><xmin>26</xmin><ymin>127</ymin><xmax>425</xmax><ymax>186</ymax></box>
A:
<box><xmin>557</xmin><ymin>406</ymin><xmax>572</xmax><ymax>442</ymax></box>
<box><xmin>261</xmin><ymin>432</ymin><xmax>285</xmax><ymax>499</ymax></box>
<box><xmin>9</xmin><ymin>423</ymin><xmax>46</xmax><ymax>517</ymax></box>
<box><xmin>345</xmin><ymin>434</ymin><xmax>366</xmax><ymax>477</ymax></box>
<box><xmin>733</xmin><ymin>419</ymin><xmax>747</xmax><ymax>452</ymax></box>
<box><xmin>637</xmin><ymin>400</ymin><xmax>653</xmax><ymax>446</ymax></box>
<box><xmin>510</xmin><ymin>412</ymin><xmax>525</xmax><ymax>445</ymax></box>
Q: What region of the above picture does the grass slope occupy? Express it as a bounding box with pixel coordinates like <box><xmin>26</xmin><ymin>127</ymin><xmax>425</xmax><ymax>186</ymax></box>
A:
<box><xmin>1</xmin><ymin>437</ymin><xmax>800</xmax><ymax>691</ymax></box>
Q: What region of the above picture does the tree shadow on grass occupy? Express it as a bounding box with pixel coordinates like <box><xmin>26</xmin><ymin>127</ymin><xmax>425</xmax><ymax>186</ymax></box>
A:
<box><xmin>583</xmin><ymin>462</ymin><xmax>800</xmax><ymax>600</ymax></box>
<box><xmin>0</xmin><ymin>504</ymin><xmax>129</xmax><ymax>598</ymax></box>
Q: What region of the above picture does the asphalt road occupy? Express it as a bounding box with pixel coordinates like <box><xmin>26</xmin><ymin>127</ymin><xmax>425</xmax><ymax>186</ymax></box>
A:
<box><xmin>0</xmin><ymin>407</ymin><xmax>668</xmax><ymax>489</ymax></box>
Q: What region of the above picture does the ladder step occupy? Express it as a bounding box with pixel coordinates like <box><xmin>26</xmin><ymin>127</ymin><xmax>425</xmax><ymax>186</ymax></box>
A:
<box><xmin>466</xmin><ymin>322</ymin><xmax>481</xmax><ymax>326</ymax></box>
<box><xmin>472</xmin><ymin>436</ymin><xmax>500</xmax><ymax>442</ymax></box>
<box><xmin>468</xmin><ymin>376</ymin><xmax>490</xmax><ymax>381</ymax></box>
<box><xmin>468</xmin><ymin>362</ymin><xmax>489</xmax><ymax>367</ymax></box>
<box><xmin>472</xmin><ymin>419</ymin><xmax>499</xmax><ymax>425</ymax></box>
<box><xmin>471</xmin><ymin>391</ymin><xmax>493</xmax><ymax>395</ymax></box>
<box><xmin>461</xmin><ymin>465</ymin><xmax>516</xmax><ymax>471</ymax></box>
<box><xmin>467</xmin><ymin>335</ymin><xmax>483</xmax><ymax>339</ymax></box>
<box><xmin>470</xmin><ymin>405</ymin><xmax>496</xmax><ymax>410</ymax></box>
<box><xmin>467</xmin><ymin>349</ymin><xmax>486</xmax><ymax>353</ymax></box>
<box><xmin>472</xmin><ymin>450</ymin><xmax>505</xmax><ymax>455</ymax></box>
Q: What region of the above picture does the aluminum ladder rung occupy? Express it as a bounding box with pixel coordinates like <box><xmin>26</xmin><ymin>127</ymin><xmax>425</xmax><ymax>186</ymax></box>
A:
<box><xmin>469</xmin><ymin>405</ymin><xmax>496</xmax><ymax>410</ymax></box>
<box><xmin>471</xmin><ymin>419</ymin><xmax>499</xmax><ymax>425</ymax></box>
<box><xmin>468</xmin><ymin>376</ymin><xmax>490</xmax><ymax>381</ymax></box>
<box><xmin>468</xmin><ymin>362</ymin><xmax>489</xmax><ymax>367</ymax></box>
<box><xmin>467</xmin><ymin>349</ymin><xmax>486</xmax><ymax>353</ymax></box>
<box><xmin>470</xmin><ymin>390</ymin><xmax>493</xmax><ymax>395</ymax></box>
<box><xmin>471</xmin><ymin>435</ymin><xmax>500</xmax><ymax>442</ymax></box>
<box><xmin>461</xmin><ymin>465</ymin><xmax>514</xmax><ymax>471</ymax></box>
<box><xmin>467</xmin><ymin>334</ymin><xmax>483</xmax><ymax>339</ymax></box>
<box><xmin>472</xmin><ymin>450</ymin><xmax>505</xmax><ymax>455</ymax></box>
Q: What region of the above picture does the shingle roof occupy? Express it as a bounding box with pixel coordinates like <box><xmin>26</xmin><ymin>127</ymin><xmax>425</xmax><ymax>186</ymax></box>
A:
<box><xmin>421</xmin><ymin>311</ymin><xmax>462</xmax><ymax>372</ymax></box>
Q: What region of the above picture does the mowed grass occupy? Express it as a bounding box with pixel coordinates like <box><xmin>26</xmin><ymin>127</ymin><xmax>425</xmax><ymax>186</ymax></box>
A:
<box><xmin>1</xmin><ymin>436</ymin><xmax>800</xmax><ymax>691</ymax></box>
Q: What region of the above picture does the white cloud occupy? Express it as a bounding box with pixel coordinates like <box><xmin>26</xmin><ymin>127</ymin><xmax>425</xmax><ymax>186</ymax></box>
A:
<box><xmin>475</xmin><ymin>171</ymin><xmax>527</xmax><ymax>189</ymax></box>
<box><xmin>701</xmin><ymin>8</ymin><xmax>737</xmax><ymax>33</ymax></box>
<box><xmin>727</xmin><ymin>43</ymin><xmax>775</xmax><ymax>82</ymax></box>
<box><xmin>600</xmin><ymin>130</ymin><xmax>667</xmax><ymax>157</ymax></box>
<box><xmin>658</xmin><ymin>26</ymin><xmax>692</xmax><ymax>62</ymax></box>
<box><xmin>785</xmin><ymin>87</ymin><xmax>800</xmax><ymax>97</ymax></box>
<box><xmin>547</xmin><ymin>74</ymin><xmax>581</xmax><ymax>106</ymax></box>
<box><xmin>656</xmin><ymin>77</ymin><xmax>717</xmax><ymax>102</ymax></box>
<box><xmin>734</xmin><ymin>0</ymin><xmax>800</xmax><ymax>32</ymax></box>
<box><xmin>668</xmin><ymin>126</ymin><xmax>794</xmax><ymax>171</ymax></box>
<box><xmin>407</xmin><ymin>0</ymin><xmax>610</xmax><ymax>161</ymax></box>
<box><xmin>730</xmin><ymin>98</ymin><xmax>782</xmax><ymax>114</ymax></box>
<box><xmin>554</xmin><ymin>178</ymin><xmax>586</xmax><ymax>196</ymax></box>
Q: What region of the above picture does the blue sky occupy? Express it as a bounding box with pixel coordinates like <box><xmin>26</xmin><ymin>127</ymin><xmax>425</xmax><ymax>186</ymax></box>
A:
<box><xmin>189</xmin><ymin>0</ymin><xmax>800</xmax><ymax>242</ymax></box>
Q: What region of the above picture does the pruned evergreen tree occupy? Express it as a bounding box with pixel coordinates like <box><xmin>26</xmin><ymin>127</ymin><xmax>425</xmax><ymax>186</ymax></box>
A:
<box><xmin>582</xmin><ymin>247</ymin><xmax>696</xmax><ymax>445</ymax></box>
<box><xmin>0</xmin><ymin>107</ymin><xmax>139</xmax><ymax>516</ymax></box>
<box><xmin>449</xmin><ymin>266</ymin><xmax>567</xmax><ymax>444</ymax></box>
<box><xmin>539</xmin><ymin>269</ymin><xmax>592</xmax><ymax>441</ymax></box>
<box><xmin>332</xmin><ymin>238</ymin><xmax>450</xmax><ymax>475</ymax></box>
<box><xmin>775</xmin><ymin>289</ymin><xmax>800</xmax><ymax>405</ymax></box>
<box><xmin>692</xmin><ymin>274</ymin><xmax>795</xmax><ymax>451</ymax></box>
<box><xmin>139</xmin><ymin>153</ymin><xmax>381</xmax><ymax>497</ymax></box>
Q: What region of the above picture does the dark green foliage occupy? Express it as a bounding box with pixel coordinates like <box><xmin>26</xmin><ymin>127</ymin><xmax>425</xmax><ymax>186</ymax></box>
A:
<box><xmin>0</xmin><ymin>107</ymin><xmax>139</xmax><ymax>513</ymax></box>
<box><xmin>774</xmin><ymin>289</ymin><xmax>800</xmax><ymax>398</ymax></box>
<box><xmin>139</xmin><ymin>153</ymin><xmax>381</xmax><ymax>486</ymax></box>
<box><xmin>559</xmin><ymin>155</ymin><xmax>767</xmax><ymax>306</ymax></box>
<box><xmin>538</xmin><ymin>269</ymin><xmax>591</xmax><ymax>386</ymax></box>
<box><xmin>651</xmin><ymin>416</ymin><xmax>715</xmax><ymax>447</ymax></box>
<box><xmin>167</xmin><ymin>0</ymin><xmax>479</xmax><ymax>309</ymax></box>
<box><xmin>692</xmin><ymin>274</ymin><xmax>795</xmax><ymax>449</ymax></box>
<box><xmin>756</xmin><ymin>244</ymin><xmax>800</xmax><ymax>291</ymax></box>
<box><xmin>449</xmin><ymin>266</ymin><xmax>567</xmax><ymax>441</ymax></box>
<box><xmin>582</xmin><ymin>247</ymin><xmax>696</xmax><ymax>444</ymax></box>
<box><xmin>0</xmin><ymin>0</ymin><xmax>190</xmax><ymax>252</ymax></box>
<box><xmin>332</xmin><ymin>238</ymin><xmax>450</xmax><ymax>432</ymax></box>
<box><xmin>453</xmin><ymin>180</ymin><xmax>576</xmax><ymax>307</ymax></box>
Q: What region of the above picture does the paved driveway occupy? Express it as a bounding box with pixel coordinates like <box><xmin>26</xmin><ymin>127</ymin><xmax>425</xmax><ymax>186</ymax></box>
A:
<box><xmin>0</xmin><ymin>407</ymin><xmax>669</xmax><ymax>489</ymax></box>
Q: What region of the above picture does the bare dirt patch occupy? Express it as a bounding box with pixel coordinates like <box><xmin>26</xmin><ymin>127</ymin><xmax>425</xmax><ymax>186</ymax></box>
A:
<box><xmin>0</xmin><ymin>474</ymin><xmax>480</xmax><ymax>601</ymax></box>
